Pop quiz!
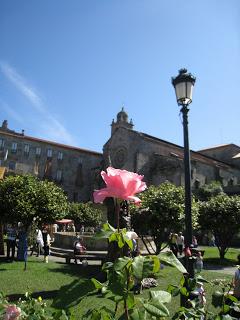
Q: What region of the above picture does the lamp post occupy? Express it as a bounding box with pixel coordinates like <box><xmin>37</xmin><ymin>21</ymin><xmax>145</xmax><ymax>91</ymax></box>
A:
<box><xmin>172</xmin><ymin>68</ymin><xmax>196</xmax><ymax>278</ymax></box>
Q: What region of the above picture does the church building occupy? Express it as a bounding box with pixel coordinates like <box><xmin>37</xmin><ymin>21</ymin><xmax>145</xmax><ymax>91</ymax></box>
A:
<box><xmin>0</xmin><ymin>108</ymin><xmax>240</xmax><ymax>201</ymax></box>
<box><xmin>103</xmin><ymin>108</ymin><xmax>240</xmax><ymax>195</ymax></box>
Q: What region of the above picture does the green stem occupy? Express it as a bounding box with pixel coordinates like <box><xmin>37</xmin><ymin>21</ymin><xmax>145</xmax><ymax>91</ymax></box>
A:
<box><xmin>114</xmin><ymin>302</ymin><xmax>119</xmax><ymax>317</ymax></box>
<box><xmin>115</xmin><ymin>199</ymin><xmax>120</xmax><ymax>232</ymax></box>
<box><xmin>124</xmin><ymin>267</ymin><xmax>130</xmax><ymax>319</ymax></box>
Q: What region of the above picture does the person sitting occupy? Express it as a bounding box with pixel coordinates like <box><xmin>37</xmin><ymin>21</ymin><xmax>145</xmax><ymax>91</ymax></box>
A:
<box><xmin>73</xmin><ymin>236</ymin><xmax>86</xmax><ymax>264</ymax></box>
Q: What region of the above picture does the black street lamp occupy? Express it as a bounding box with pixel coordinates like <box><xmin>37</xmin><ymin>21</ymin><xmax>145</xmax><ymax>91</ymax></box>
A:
<box><xmin>172</xmin><ymin>68</ymin><xmax>196</xmax><ymax>277</ymax></box>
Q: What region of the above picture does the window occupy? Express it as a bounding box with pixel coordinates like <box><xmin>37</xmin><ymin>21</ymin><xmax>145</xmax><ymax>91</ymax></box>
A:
<box><xmin>11</xmin><ymin>142</ymin><xmax>17</xmax><ymax>153</ymax></box>
<box><xmin>73</xmin><ymin>192</ymin><xmax>78</xmax><ymax>202</ymax></box>
<box><xmin>24</xmin><ymin>144</ymin><xmax>30</xmax><ymax>155</ymax></box>
<box><xmin>57</xmin><ymin>151</ymin><xmax>63</xmax><ymax>160</ymax></box>
<box><xmin>36</xmin><ymin>147</ymin><xmax>41</xmax><ymax>156</ymax></box>
<box><xmin>56</xmin><ymin>170</ymin><xmax>62</xmax><ymax>182</ymax></box>
<box><xmin>9</xmin><ymin>161</ymin><xmax>16</xmax><ymax>170</ymax></box>
<box><xmin>0</xmin><ymin>139</ymin><xmax>5</xmax><ymax>150</ymax></box>
<box><xmin>47</xmin><ymin>149</ymin><xmax>52</xmax><ymax>158</ymax></box>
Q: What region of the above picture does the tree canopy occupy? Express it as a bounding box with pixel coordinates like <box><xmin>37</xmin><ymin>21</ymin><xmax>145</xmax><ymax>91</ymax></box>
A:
<box><xmin>194</xmin><ymin>181</ymin><xmax>224</xmax><ymax>201</ymax></box>
<box><xmin>198</xmin><ymin>194</ymin><xmax>240</xmax><ymax>258</ymax></box>
<box><xmin>0</xmin><ymin>174</ymin><xmax>68</xmax><ymax>227</ymax></box>
<box><xmin>130</xmin><ymin>182</ymin><xmax>199</xmax><ymax>254</ymax></box>
<box><xmin>67</xmin><ymin>202</ymin><xmax>103</xmax><ymax>229</ymax></box>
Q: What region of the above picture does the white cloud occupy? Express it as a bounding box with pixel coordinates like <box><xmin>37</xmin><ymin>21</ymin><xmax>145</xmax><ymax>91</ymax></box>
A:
<box><xmin>0</xmin><ymin>61</ymin><xmax>76</xmax><ymax>145</ymax></box>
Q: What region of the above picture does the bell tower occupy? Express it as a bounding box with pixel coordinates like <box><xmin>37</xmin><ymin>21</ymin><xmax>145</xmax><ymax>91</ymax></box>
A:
<box><xmin>111</xmin><ymin>107</ymin><xmax>134</xmax><ymax>135</ymax></box>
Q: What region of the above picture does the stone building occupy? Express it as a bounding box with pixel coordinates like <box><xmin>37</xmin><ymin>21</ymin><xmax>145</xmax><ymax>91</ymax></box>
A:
<box><xmin>1</xmin><ymin>108</ymin><xmax>240</xmax><ymax>201</ymax></box>
<box><xmin>103</xmin><ymin>109</ymin><xmax>240</xmax><ymax>194</ymax></box>
<box><xmin>0</xmin><ymin>120</ymin><xmax>103</xmax><ymax>202</ymax></box>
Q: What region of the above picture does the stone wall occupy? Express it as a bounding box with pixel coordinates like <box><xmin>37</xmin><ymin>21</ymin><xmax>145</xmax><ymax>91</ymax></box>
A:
<box><xmin>0</xmin><ymin>127</ymin><xmax>103</xmax><ymax>202</ymax></box>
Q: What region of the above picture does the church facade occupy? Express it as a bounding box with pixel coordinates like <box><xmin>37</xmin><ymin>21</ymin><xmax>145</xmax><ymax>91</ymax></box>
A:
<box><xmin>103</xmin><ymin>109</ymin><xmax>240</xmax><ymax>194</ymax></box>
<box><xmin>0</xmin><ymin>109</ymin><xmax>240</xmax><ymax>201</ymax></box>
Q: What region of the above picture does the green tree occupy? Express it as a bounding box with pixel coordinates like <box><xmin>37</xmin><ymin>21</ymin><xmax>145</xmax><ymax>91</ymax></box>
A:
<box><xmin>67</xmin><ymin>202</ymin><xmax>102</xmax><ymax>229</ymax></box>
<box><xmin>198</xmin><ymin>194</ymin><xmax>240</xmax><ymax>259</ymax></box>
<box><xmin>0</xmin><ymin>174</ymin><xmax>68</xmax><ymax>228</ymax></box>
<box><xmin>130</xmin><ymin>182</ymin><xmax>199</xmax><ymax>254</ymax></box>
<box><xmin>195</xmin><ymin>181</ymin><xmax>224</xmax><ymax>201</ymax></box>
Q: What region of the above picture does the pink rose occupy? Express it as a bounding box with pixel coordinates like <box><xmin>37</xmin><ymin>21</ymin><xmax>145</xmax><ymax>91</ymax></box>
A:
<box><xmin>4</xmin><ymin>305</ymin><xmax>21</xmax><ymax>320</ymax></box>
<box><xmin>93</xmin><ymin>167</ymin><xmax>147</xmax><ymax>204</ymax></box>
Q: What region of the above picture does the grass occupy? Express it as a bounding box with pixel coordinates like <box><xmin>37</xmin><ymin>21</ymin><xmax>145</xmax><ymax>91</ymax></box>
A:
<box><xmin>0</xmin><ymin>254</ymin><xmax>235</xmax><ymax>318</ymax></box>
<box><xmin>199</xmin><ymin>246</ymin><xmax>240</xmax><ymax>266</ymax></box>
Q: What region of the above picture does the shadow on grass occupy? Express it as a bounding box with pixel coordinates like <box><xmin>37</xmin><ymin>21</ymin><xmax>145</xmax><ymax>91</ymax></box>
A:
<box><xmin>204</xmin><ymin>257</ymin><xmax>236</xmax><ymax>267</ymax></box>
<box><xmin>50</xmin><ymin>264</ymin><xmax>107</xmax><ymax>309</ymax></box>
<box><xmin>7</xmin><ymin>290</ymin><xmax>59</xmax><ymax>302</ymax></box>
<box><xmin>52</xmin><ymin>278</ymin><xmax>98</xmax><ymax>309</ymax></box>
<box><xmin>49</xmin><ymin>263</ymin><xmax>106</xmax><ymax>281</ymax></box>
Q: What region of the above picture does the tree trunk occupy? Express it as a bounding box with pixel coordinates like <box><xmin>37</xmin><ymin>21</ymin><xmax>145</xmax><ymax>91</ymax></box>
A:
<box><xmin>219</xmin><ymin>247</ymin><xmax>226</xmax><ymax>259</ymax></box>
<box><xmin>0</xmin><ymin>222</ymin><xmax>5</xmax><ymax>255</ymax></box>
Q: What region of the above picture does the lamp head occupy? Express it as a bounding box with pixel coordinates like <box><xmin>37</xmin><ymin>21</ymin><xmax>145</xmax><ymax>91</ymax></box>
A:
<box><xmin>172</xmin><ymin>69</ymin><xmax>196</xmax><ymax>106</ymax></box>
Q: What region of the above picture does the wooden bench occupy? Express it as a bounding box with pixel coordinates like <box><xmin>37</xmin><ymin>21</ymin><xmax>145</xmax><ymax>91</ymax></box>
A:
<box><xmin>191</xmin><ymin>248</ymin><xmax>205</xmax><ymax>257</ymax></box>
<box><xmin>66</xmin><ymin>254</ymin><xmax>106</xmax><ymax>264</ymax></box>
<box><xmin>50</xmin><ymin>250</ymin><xmax>107</xmax><ymax>264</ymax></box>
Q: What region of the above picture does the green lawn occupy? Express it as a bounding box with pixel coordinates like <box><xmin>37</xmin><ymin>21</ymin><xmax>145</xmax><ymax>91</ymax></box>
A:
<box><xmin>199</xmin><ymin>246</ymin><xmax>240</xmax><ymax>266</ymax></box>
<box><xmin>0</xmin><ymin>255</ymin><xmax>235</xmax><ymax>318</ymax></box>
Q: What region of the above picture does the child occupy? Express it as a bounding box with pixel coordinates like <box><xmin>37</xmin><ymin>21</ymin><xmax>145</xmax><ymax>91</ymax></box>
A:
<box><xmin>73</xmin><ymin>236</ymin><xmax>86</xmax><ymax>264</ymax></box>
<box><xmin>195</xmin><ymin>251</ymin><xmax>203</xmax><ymax>272</ymax></box>
<box><xmin>195</xmin><ymin>281</ymin><xmax>206</xmax><ymax>307</ymax></box>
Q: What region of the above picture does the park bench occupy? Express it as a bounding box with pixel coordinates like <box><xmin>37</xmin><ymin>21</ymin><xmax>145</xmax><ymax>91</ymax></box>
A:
<box><xmin>191</xmin><ymin>248</ymin><xmax>205</xmax><ymax>257</ymax></box>
<box><xmin>50</xmin><ymin>249</ymin><xmax>107</xmax><ymax>264</ymax></box>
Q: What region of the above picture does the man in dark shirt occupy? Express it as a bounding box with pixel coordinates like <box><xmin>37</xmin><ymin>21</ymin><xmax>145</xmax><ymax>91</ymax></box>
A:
<box><xmin>6</xmin><ymin>224</ymin><xmax>17</xmax><ymax>261</ymax></box>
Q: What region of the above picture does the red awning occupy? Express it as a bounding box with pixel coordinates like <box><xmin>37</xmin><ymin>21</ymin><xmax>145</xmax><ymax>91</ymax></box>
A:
<box><xmin>55</xmin><ymin>219</ymin><xmax>73</xmax><ymax>224</ymax></box>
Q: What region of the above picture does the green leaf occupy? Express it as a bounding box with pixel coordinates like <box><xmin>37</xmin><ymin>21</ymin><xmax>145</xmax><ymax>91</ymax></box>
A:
<box><xmin>103</xmin><ymin>223</ymin><xmax>116</xmax><ymax>232</ymax></box>
<box><xmin>223</xmin><ymin>304</ymin><xmax>230</xmax><ymax>314</ymax></box>
<box><xmin>221</xmin><ymin>315</ymin><xmax>236</xmax><ymax>319</ymax></box>
<box><xmin>150</xmin><ymin>290</ymin><xmax>171</xmax><ymax>304</ymax></box>
<box><xmin>91</xmin><ymin>278</ymin><xmax>104</xmax><ymax>289</ymax></box>
<box><xmin>195</xmin><ymin>275</ymin><xmax>209</xmax><ymax>284</ymax></box>
<box><xmin>143</xmin><ymin>301</ymin><xmax>170</xmax><ymax>317</ymax></box>
<box><xmin>132</xmin><ymin>256</ymin><xmax>156</xmax><ymax>280</ymax></box>
<box><xmin>129</xmin><ymin>309</ymin><xmax>150</xmax><ymax>320</ymax></box>
<box><xmin>125</xmin><ymin>238</ymin><xmax>133</xmax><ymax>250</ymax></box>
<box><xmin>116</xmin><ymin>233</ymin><xmax>125</xmax><ymax>248</ymax></box>
<box><xmin>114</xmin><ymin>257</ymin><xmax>131</xmax><ymax>271</ymax></box>
<box><xmin>102</xmin><ymin>262</ymin><xmax>113</xmax><ymax>272</ymax></box>
<box><xmin>167</xmin><ymin>284</ymin><xmax>180</xmax><ymax>297</ymax></box>
<box><xmin>126</xmin><ymin>292</ymin><xmax>135</xmax><ymax>310</ymax></box>
<box><xmin>158</xmin><ymin>251</ymin><xmax>187</xmax><ymax>273</ymax></box>
<box><xmin>94</xmin><ymin>230</ymin><xmax>114</xmax><ymax>239</ymax></box>
<box><xmin>224</xmin><ymin>294</ymin><xmax>238</xmax><ymax>303</ymax></box>
<box><xmin>180</xmin><ymin>287</ymin><xmax>189</xmax><ymax>297</ymax></box>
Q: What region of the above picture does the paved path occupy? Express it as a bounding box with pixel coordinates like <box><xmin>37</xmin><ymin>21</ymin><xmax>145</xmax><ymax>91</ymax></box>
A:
<box><xmin>0</xmin><ymin>253</ymin><xmax>237</xmax><ymax>275</ymax></box>
<box><xmin>204</xmin><ymin>263</ymin><xmax>236</xmax><ymax>275</ymax></box>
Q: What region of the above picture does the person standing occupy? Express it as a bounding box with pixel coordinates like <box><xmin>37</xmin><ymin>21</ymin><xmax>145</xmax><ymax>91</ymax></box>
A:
<box><xmin>36</xmin><ymin>228</ymin><xmax>43</xmax><ymax>257</ymax></box>
<box><xmin>177</xmin><ymin>232</ymin><xmax>184</xmax><ymax>255</ymax></box>
<box><xmin>6</xmin><ymin>224</ymin><xmax>17</xmax><ymax>261</ymax></box>
<box><xmin>169</xmin><ymin>232</ymin><xmax>178</xmax><ymax>257</ymax></box>
<box><xmin>42</xmin><ymin>225</ymin><xmax>51</xmax><ymax>263</ymax></box>
<box><xmin>195</xmin><ymin>251</ymin><xmax>204</xmax><ymax>272</ymax></box>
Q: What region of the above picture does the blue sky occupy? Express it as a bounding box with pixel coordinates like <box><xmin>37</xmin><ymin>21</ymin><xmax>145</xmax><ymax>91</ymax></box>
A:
<box><xmin>1</xmin><ymin>1</ymin><xmax>240</xmax><ymax>153</ymax></box>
